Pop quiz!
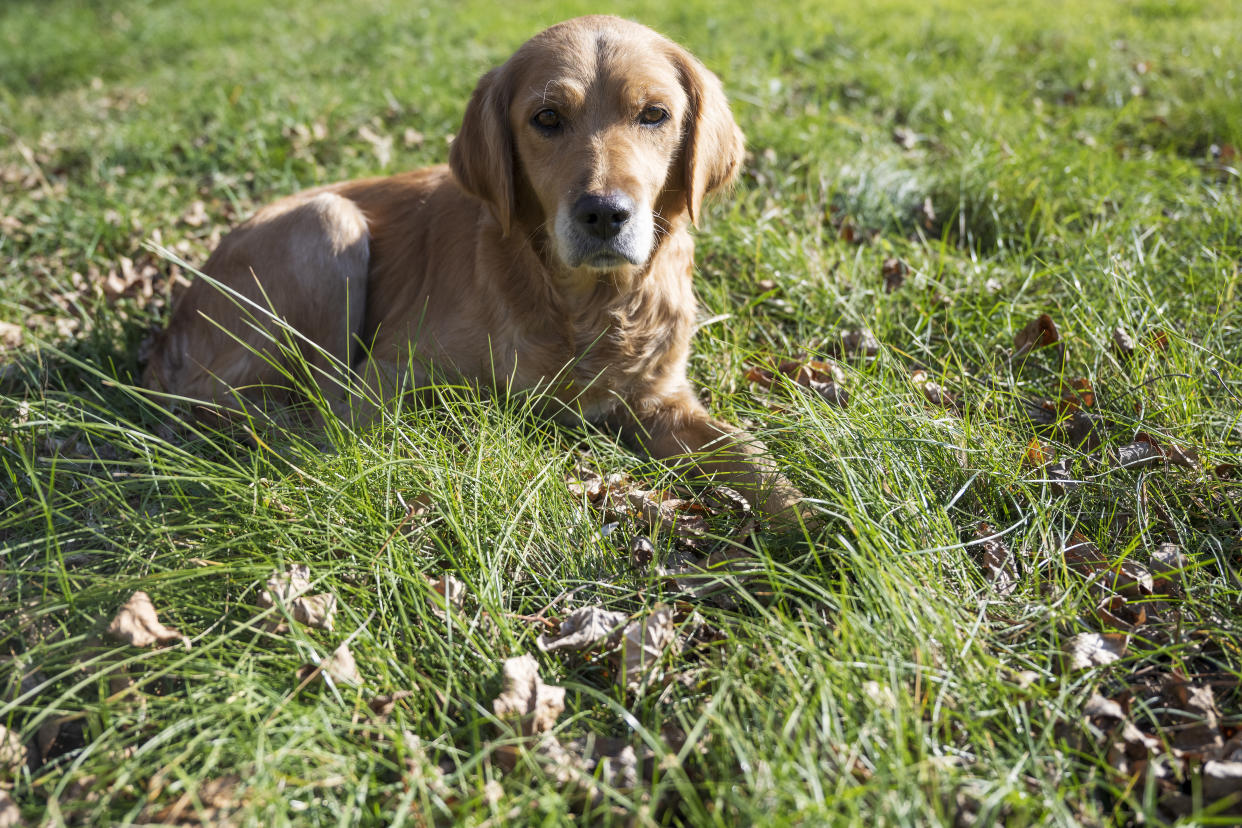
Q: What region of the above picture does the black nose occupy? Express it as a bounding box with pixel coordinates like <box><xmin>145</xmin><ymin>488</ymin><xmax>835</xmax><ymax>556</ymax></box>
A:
<box><xmin>572</xmin><ymin>193</ymin><xmax>634</xmax><ymax>240</ymax></box>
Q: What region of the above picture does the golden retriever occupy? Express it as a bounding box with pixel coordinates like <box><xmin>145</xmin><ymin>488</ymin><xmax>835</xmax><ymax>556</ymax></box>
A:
<box><xmin>145</xmin><ymin>15</ymin><xmax>802</xmax><ymax>521</ymax></box>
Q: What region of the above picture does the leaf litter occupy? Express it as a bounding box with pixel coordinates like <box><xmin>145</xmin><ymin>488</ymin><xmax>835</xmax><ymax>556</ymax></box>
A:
<box><xmin>107</xmin><ymin>591</ymin><xmax>189</xmax><ymax>650</ymax></box>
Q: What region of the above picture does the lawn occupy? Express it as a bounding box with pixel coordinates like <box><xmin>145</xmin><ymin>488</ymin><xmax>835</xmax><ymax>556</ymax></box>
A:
<box><xmin>1</xmin><ymin>0</ymin><xmax>1241</xmax><ymax>824</ymax></box>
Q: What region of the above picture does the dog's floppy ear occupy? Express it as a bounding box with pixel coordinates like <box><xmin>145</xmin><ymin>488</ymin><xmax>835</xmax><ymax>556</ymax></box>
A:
<box><xmin>450</xmin><ymin>67</ymin><xmax>515</xmax><ymax>236</ymax></box>
<box><xmin>671</xmin><ymin>48</ymin><xmax>746</xmax><ymax>227</ymax></box>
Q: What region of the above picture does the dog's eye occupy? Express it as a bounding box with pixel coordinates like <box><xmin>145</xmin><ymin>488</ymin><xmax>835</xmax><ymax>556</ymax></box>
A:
<box><xmin>532</xmin><ymin>108</ymin><xmax>561</xmax><ymax>131</ymax></box>
<box><xmin>638</xmin><ymin>106</ymin><xmax>668</xmax><ymax>126</ymax></box>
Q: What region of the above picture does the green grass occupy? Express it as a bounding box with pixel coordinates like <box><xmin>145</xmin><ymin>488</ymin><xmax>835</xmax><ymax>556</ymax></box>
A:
<box><xmin>2</xmin><ymin>0</ymin><xmax>1241</xmax><ymax>824</ymax></box>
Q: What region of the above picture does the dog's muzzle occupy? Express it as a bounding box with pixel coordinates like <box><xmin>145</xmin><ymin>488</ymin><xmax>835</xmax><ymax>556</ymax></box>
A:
<box><xmin>555</xmin><ymin>191</ymin><xmax>654</xmax><ymax>270</ymax></box>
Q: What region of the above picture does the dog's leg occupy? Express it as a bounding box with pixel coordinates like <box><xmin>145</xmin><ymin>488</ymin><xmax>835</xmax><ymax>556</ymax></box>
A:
<box><xmin>617</xmin><ymin>389</ymin><xmax>804</xmax><ymax>524</ymax></box>
<box><xmin>145</xmin><ymin>192</ymin><xmax>369</xmax><ymax>420</ymax></box>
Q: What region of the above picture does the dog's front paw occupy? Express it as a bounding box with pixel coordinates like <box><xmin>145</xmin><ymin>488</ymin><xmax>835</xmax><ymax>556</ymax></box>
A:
<box><xmin>760</xmin><ymin>482</ymin><xmax>817</xmax><ymax>531</ymax></box>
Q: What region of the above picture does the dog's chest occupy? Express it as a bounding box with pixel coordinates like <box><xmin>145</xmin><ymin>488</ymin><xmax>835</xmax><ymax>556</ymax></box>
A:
<box><xmin>534</xmin><ymin>297</ymin><xmax>690</xmax><ymax>419</ymax></box>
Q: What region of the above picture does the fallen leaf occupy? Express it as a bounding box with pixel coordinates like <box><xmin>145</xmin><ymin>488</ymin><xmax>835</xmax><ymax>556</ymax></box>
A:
<box><xmin>368</xmin><ymin>690</ymin><xmax>414</xmax><ymax>719</ymax></box>
<box><xmin>180</xmin><ymin>200</ymin><xmax>208</xmax><ymax>227</ymax></box>
<box><xmin>973</xmin><ymin>523</ymin><xmax>1017</xmax><ymax>595</ymax></box>
<box><xmin>259</xmin><ymin>565</ymin><xmax>312</xmax><ymax>606</ymax></box>
<box><xmin>291</xmin><ymin>593</ymin><xmax>337</xmax><ymax>631</ymax></box>
<box><xmin>892</xmin><ymin>126</ymin><xmax>918</xmax><ymax>150</ymax></box>
<box><xmin>536</xmin><ymin>605</ymin><xmax>629</xmax><ymax>653</ymax></box>
<box><xmin>1130</xmin><ymin>432</ymin><xmax>1198</xmax><ymax>470</ymax></box>
<box><xmin>1150</xmin><ymin>542</ymin><xmax>1185</xmax><ymax>595</ymax></box>
<box><xmin>882</xmin><ymin>257</ymin><xmax>908</xmax><ymax>292</ymax></box>
<box><xmin>1112</xmin><ymin>326</ymin><xmax>1136</xmax><ymax>358</ymax></box>
<box><xmin>1063</xmin><ymin>532</ymin><xmax>1107</xmax><ymax>575</ymax></box>
<box><xmin>427</xmin><ymin>573</ymin><xmax>466</xmax><ymax>616</ymax></box>
<box><xmin>615</xmin><ymin>606</ymin><xmax>677</xmax><ymax>692</ymax></box>
<box><xmin>1013</xmin><ymin>313</ymin><xmax>1060</xmax><ymax>358</ymax></box>
<box><xmin>910</xmin><ymin>369</ymin><xmax>957</xmax><ymax>408</ymax></box>
<box><xmin>613</xmin><ymin>488</ymin><xmax>708</xmax><ymax>538</ymax></box>
<box><xmin>839</xmin><ymin>328</ymin><xmax>880</xmax><ymax>358</ymax></box>
<box><xmin>0</xmin><ymin>322</ymin><xmax>21</xmax><ymax>350</ymax></box>
<box><xmin>0</xmin><ymin>792</ymin><xmax>17</xmax><ymax>828</ymax></box>
<box><xmin>357</xmin><ymin>125</ymin><xmax>393</xmax><ymax>167</ymax></box>
<box><xmin>298</xmin><ymin>642</ymin><xmax>363</xmax><ymax>687</ymax></box>
<box><xmin>1064</xmin><ymin>632</ymin><xmax>1128</xmax><ymax>670</ymax></box>
<box><xmin>259</xmin><ymin>565</ymin><xmax>336</xmax><ymax>630</ymax></box>
<box><xmin>498</xmin><ymin>733</ymin><xmax>640</xmax><ymax>806</ymax></box>
<box><xmin>143</xmin><ymin>774</ymin><xmax>241</xmax><ymax>825</ymax></box>
<box><xmin>1164</xmin><ymin>679</ymin><xmax>1223</xmax><ymax>757</ymax></box>
<box><xmin>1202</xmin><ymin>761</ymin><xmax>1242</xmax><ymax>801</ymax></box>
<box><xmin>566</xmin><ymin>466</ymin><xmax>605</xmax><ymax>501</ymax></box>
<box><xmin>0</xmin><ymin>725</ymin><xmax>25</xmax><ymax>779</ymax></box>
<box><xmin>492</xmin><ymin>655</ymin><xmax>565</xmax><ymax>736</ymax></box>
<box><xmin>629</xmin><ymin>535</ymin><xmax>655</xmax><ymax>570</ymax></box>
<box><xmin>1084</xmin><ymin>693</ymin><xmax>1125</xmax><ymax>721</ymax></box>
<box><xmin>1025</xmin><ymin>437</ymin><xmax>1054</xmax><ymax>467</ymax></box>
<box><xmin>107</xmin><ymin>591</ymin><xmax>188</xmax><ymax>649</ymax></box>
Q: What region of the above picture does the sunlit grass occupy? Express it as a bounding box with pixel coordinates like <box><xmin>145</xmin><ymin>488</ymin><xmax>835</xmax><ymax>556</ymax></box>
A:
<box><xmin>2</xmin><ymin>0</ymin><xmax>1240</xmax><ymax>824</ymax></box>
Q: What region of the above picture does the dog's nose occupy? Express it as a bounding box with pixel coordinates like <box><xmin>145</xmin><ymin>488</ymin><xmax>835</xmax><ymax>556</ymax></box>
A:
<box><xmin>572</xmin><ymin>193</ymin><xmax>634</xmax><ymax>240</ymax></box>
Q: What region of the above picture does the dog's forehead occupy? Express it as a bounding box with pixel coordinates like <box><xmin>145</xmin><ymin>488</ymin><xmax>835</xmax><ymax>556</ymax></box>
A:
<box><xmin>511</xmin><ymin>23</ymin><xmax>685</xmax><ymax>110</ymax></box>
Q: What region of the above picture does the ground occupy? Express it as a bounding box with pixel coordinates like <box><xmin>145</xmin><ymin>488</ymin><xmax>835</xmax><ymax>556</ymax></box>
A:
<box><xmin>1</xmin><ymin>0</ymin><xmax>1240</xmax><ymax>824</ymax></box>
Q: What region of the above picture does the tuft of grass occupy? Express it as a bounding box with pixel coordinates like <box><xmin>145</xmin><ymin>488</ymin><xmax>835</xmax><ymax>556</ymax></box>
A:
<box><xmin>2</xmin><ymin>0</ymin><xmax>1240</xmax><ymax>824</ymax></box>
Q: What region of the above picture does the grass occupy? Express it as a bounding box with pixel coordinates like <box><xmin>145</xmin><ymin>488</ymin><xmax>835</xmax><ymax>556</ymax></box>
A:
<box><xmin>2</xmin><ymin>0</ymin><xmax>1241</xmax><ymax>824</ymax></box>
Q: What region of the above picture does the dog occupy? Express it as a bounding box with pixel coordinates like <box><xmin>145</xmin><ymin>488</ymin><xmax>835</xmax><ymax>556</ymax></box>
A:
<box><xmin>144</xmin><ymin>15</ymin><xmax>803</xmax><ymax>522</ymax></box>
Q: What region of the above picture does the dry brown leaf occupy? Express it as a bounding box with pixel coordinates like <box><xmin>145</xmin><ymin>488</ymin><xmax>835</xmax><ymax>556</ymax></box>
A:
<box><xmin>566</xmin><ymin>466</ymin><xmax>605</xmax><ymax>501</ymax></box>
<box><xmin>0</xmin><ymin>791</ymin><xmax>17</xmax><ymax>828</ymax></box>
<box><xmin>1150</xmin><ymin>542</ymin><xmax>1185</xmax><ymax>595</ymax></box>
<box><xmin>1131</xmin><ymin>432</ymin><xmax>1199</xmax><ymax>469</ymax></box>
<box><xmin>492</xmin><ymin>654</ymin><xmax>565</xmax><ymax>736</ymax></box>
<box><xmin>368</xmin><ymin>689</ymin><xmax>414</xmax><ymax>719</ymax></box>
<box><xmin>0</xmin><ymin>322</ymin><xmax>21</xmax><ymax>350</ymax></box>
<box><xmin>616</xmin><ymin>606</ymin><xmax>677</xmax><ymax>692</ymax></box>
<box><xmin>911</xmin><ymin>369</ymin><xmax>957</xmax><ymax>409</ymax></box>
<box><xmin>1013</xmin><ymin>313</ymin><xmax>1060</xmax><ymax>358</ymax></box>
<box><xmin>259</xmin><ymin>565</ymin><xmax>312</xmax><ymax>607</ymax></box>
<box><xmin>839</xmin><ymin>328</ymin><xmax>880</xmax><ymax>358</ymax></box>
<box><xmin>536</xmin><ymin>606</ymin><xmax>629</xmax><ymax>653</ymax></box>
<box><xmin>357</xmin><ymin>125</ymin><xmax>393</xmax><ymax>167</ymax></box>
<box><xmin>1202</xmin><ymin>761</ymin><xmax>1242</xmax><ymax>801</ymax></box>
<box><xmin>428</xmin><ymin>574</ymin><xmax>466</xmax><ymax>608</ymax></box>
<box><xmin>322</xmin><ymin>643</ymin><xmax>363</xmax><ymax>686</ymax></box>
<box><xmin>629</xmin><ymin>535</ymin><xmax>655</xmax><ymax>570</ymax></box>
<box><xmin>1063</xmin><ymin>532</ymin><xmax>1107</xmax><ymax>575</ymax></box>
<box><xmin>1165</xmin><ymin>680</ymin><xmax>1223</xmax><ymax>757</ymax></box>
<box><xmin>1116</xmin><ymin>440</ymin><xmax>1164</xmax><ymax>469</ymax></box>
<box><xmin>973</xmin><ymin>523</ymin><xmax>1017</xmax><ymax>595</ymax></box>
<box><xmin>0</xmin><ymin>726</ymin><xmax>25</xmax><ymax>780</ymax></box>
<box><xmin>1084</xmin><ymin>693</ymin><xmax>1125</xmax><ymax>720</ymax></box>
<box><xmin>1024</xmin><ymin>437</ymin><xmax>1054</xmax><ymax>467</ymax></box>
<box><xmin>259</xmin><ymin>565</ymin><xmax>335</xmax><ymax>630</ymax></box>
<box><xmin>297</xmin><ymin>642</ymin><xmax>363</xmax><ymax>687</ymax></box>
<box><xmin>496</xmin><ymin>734</ymin><xmax>640</xmax><ymax>806</ymax></box>
<box><xmin>180</xmin><ymin>200</ymin><xmax>208</xmax><ymax>228</ymax></box>
<box><xmin>292</xmin><ymin>593</ymin><xmax>337</xmax><ymax>631</ymax></box>
<box><xmin>107</xmin><ymin>591</ymin><xmax>188</xmax><ymax>649</ymax></box>
<box><xmin>1113</xmin><ymin>326</ymin><xmax>1136</xmax><ymax>358</ymax></box>
<box><xmin>1064</xmin><ymin>632</ymin><xmax>1128</xmax><ymax>670</ymax></box>
<box><xmin>745</xmin><ymin>358</ymin><xmax>849</xmax><ymax>406</ymax></box>
<box><xmin>144</xmin><ymin>774</ymin><xmax>241</xmax><ymax>826</ymax></box>
<box><xmin>882</xmin><ymin>257</ymin><xmax>908</xmax><ymax>292</ymax></box>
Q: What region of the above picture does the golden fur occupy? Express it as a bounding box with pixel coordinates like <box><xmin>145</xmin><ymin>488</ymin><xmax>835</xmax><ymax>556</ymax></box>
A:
<box><xmin>145</xmin><ymin>15</ymin><xmax>802</xmax><ymax>519</ymax></box>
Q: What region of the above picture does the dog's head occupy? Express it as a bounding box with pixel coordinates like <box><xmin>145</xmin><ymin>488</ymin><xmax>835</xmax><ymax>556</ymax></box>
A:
<box><xmin>450</xmin><ymin>16</ymin><xmax>744</xmax><ymax>274</ymax></box>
